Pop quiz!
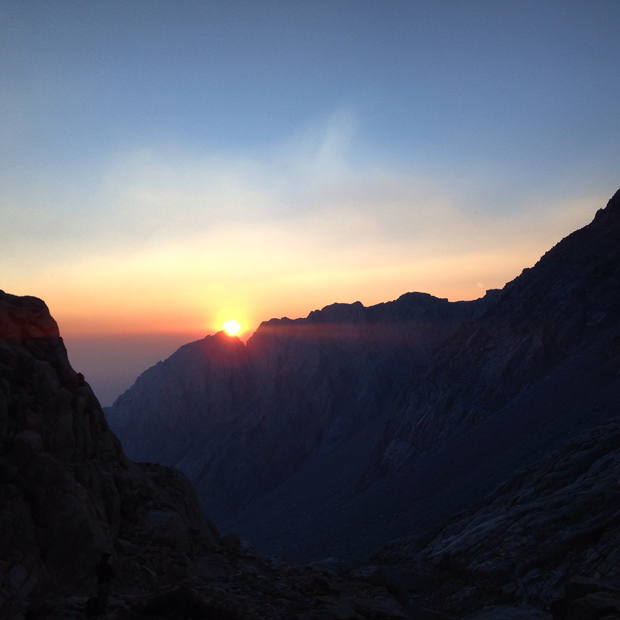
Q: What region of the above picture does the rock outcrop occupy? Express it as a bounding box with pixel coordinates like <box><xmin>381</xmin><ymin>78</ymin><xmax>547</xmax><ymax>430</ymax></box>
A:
<box><xmin>0</xmin><ymin>291</ymin><xmax>219</xmax><ymax>617</ymax></box>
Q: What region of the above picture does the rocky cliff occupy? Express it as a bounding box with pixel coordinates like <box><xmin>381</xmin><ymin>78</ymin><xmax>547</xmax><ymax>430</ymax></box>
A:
<box><xmin>106</xmin><ymin>291</ymin><xmax>497</xmax><ymax>523</ymax></box>
<box><xmin>0</xmin><ymin>291</ymin><xmax>219</xmax><ymax>617</ymax></box>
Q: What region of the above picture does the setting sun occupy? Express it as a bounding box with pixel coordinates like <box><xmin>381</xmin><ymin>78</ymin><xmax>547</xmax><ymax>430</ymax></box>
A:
<box><xmin>223</xmin><ymin>320</ymin><xmax>241</xmax><ymax>336</ymax></box>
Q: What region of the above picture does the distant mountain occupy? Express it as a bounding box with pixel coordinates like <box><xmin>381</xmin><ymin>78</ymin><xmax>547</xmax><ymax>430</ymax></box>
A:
<box><xmin>106</xmin><ymin>291</ymin><xmax>498</xmax><ymax>522</ymax></box>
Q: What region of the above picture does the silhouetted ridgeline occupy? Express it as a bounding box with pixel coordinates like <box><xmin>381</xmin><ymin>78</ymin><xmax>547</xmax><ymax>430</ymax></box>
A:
<box><xmin>368</xmin><ymin>187</ymin><xmax>620</xmax><ymax>479</ymax></box>
<box><xmin>105</xmin><ymin>290</ymin><xmax>499</xmax><ymax>523</ymax></box>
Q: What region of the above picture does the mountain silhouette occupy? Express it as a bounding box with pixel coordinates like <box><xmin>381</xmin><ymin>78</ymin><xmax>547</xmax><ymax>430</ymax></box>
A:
<box><xmin>106</xmin><ymin>189</ymin><xmax>620</xmax><ymax>563</ymax></box>
<box><xmin>106</xmin><ymin>291</ymin><xmax>498</xmax><ymax>522</ymax></box>
<box><xmin>369</xmin><ymin>188</ymin><xmax>620</xmax><ymax>480</ymax></box>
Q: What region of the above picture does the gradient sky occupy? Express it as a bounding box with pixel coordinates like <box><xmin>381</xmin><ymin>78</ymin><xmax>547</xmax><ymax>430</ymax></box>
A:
<box><xmin>2</xmin><ymin>1</ymin><xmax>620</xmax><ymax>404</ymax></box>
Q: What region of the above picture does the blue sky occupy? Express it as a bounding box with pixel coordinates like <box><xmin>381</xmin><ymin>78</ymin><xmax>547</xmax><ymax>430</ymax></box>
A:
<box><xmin>2</xmin><ymin>1</ymin><xmax>620</xmax><ymax>404</ymax></box>
<box><xmin>3</xmin><ymin>1</ymin><xmax>619</xmax><ymax>173</ymax></box>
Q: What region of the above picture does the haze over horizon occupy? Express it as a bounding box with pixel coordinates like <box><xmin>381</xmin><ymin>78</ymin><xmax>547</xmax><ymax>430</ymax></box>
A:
<box><xmin>2</xmin><ymin>1</ymin><xmax>620</xmax><ymax>404</ymax></box>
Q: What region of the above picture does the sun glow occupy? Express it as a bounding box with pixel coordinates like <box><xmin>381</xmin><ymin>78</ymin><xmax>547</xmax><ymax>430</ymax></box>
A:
<box><xmin>223</xmin><ymin>320</ymin><xmax>241</xmax><ymax>336</ymax></box>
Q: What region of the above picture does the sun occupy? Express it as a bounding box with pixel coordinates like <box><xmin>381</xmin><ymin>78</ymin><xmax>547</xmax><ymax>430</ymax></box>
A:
<box><xmin>223</xmin><ymin>320</ymin><xmax>241</xmax><ymax>336</ymax></box>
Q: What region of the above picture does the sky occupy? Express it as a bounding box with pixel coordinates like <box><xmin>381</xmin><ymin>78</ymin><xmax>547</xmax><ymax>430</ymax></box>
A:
<box><xmin>2</xmin><ymin>0</ymin><xmax>620</xmax><ymax>405</ymax></box>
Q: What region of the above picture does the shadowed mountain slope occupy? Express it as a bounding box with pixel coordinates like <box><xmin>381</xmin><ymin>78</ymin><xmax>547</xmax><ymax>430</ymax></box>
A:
<box><xmin>107</xmin><ymin>189</ymin><xmax>620</xmax><ymax>564</ymax></box>
<box><xmin>370</xmin><ymin>413</ymin><xmax>620</xmax><ymax>618</ymax></box>
<box><xmin>106</xmin><ymin>291</ymin><xmax>497</xmax><ymax>523</ymax></box>
<box><xmin>228</xmin><ymin>317</ymin><xmax>620</xmax><ymax>562</ymax></box>
<box><xmin>368</xmin><ymin>188</ymin><xmax>620</xmax><ymax>481</ymax></box>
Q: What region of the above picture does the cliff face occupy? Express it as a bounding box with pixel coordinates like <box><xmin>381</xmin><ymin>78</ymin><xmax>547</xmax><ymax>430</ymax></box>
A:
<box><xmin>371</xmin><ymin>189</ymin><xmax>620</xmax><ymax>478</ymax></box>
<box><xmin>0</xmin><ymin>292</ymin><xmax>219</xmax><ymax>617</ymax></box>
<box><xmin>106</xmin><ymin>291</ymin><xmax>496</xmax><ymax>522</ymax></box>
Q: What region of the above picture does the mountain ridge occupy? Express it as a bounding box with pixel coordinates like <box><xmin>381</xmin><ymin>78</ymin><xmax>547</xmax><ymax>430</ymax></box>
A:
<box><xmin>106</xmin><ymin>290</ymin><xmax>498</xmax><ymax>523</ymax></box>
<box><xmin>369</xmin><ymin>188</ymin><xmax>620</xmax><ymax>480</ymax></box>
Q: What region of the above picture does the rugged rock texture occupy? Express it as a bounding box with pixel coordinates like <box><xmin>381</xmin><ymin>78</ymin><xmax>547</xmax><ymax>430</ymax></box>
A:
<box><xmin>94</xmin><ymin>408</ymin><xmax>620</xmax><ymax>620</ymax></box>
<box><xmin>106</xmin><ymin>291</ymin><xmax>497</xmax><ymax>522</ymax></box>
<box><xmin>0</xmin><ymin>291</ymin><xmax>219</xmax><ymax>618</ymax></box>
<box><xmin>37</xmin><ymin>542</ymin><xmax>427</xmax><ymax>620</ymax></box>
<box><xmin>371</xmin><ymin>415</ymin><xmax>620</xmax><ymax>619</ymax></box>
<box><xmin>371</xmin><ymin>188</ymin><xmax>620</xmax><ymax>478</ymax></box>
<box><xmin>228</xmin><ymin>318</ymin><xmax>620</xmax><ymax>562</ymax></box>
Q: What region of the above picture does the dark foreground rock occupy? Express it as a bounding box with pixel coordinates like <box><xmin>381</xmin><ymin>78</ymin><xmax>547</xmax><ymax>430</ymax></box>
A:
<box><xmin>28</xmin><ymin>540</ymin><xmax>427</xmax><ymax>620</ymax></box>
<box><xmin>0</xmin><ymin>291</ymin><xmax>219</xmax><ymax>617</ymax></box>
<box><xmin>57</xmin><ymin>406</ymin><xmax>620</xmax><ymax>620</ymax></box>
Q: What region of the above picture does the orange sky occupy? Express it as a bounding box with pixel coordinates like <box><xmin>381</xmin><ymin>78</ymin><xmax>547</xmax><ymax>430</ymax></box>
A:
<box><xmin>21</xmin><ymin>194</ymin><xmax>593</xmax><ymax>409</ymax></box>
<box><xmin>1</xmin><ymin>102</ymin><xmax>612</xmax><ymax>408</ymax></box>
<box><xmin>6</xmin><ymin>189</ymin><xmax>601</xmax><ymax>341</ymax></box>
<box><xmin>7</xmin><ymin>243</ymin><xmax>558</xmax><ymax>338</ymax></box>
<box><xmin>2</xmin><ymin>187</ymin><xmax>606</xmax><ymax>407</ymax></box>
